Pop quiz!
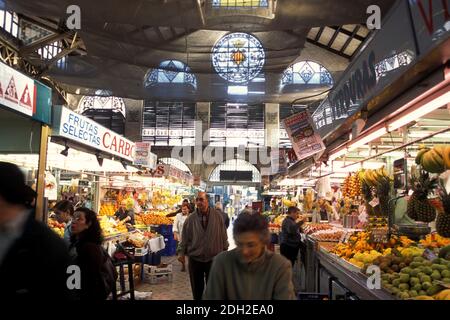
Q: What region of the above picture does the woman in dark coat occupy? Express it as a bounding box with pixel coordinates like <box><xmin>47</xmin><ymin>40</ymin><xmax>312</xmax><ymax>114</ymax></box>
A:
<box><xmin>70</xmin><ymin>207</ymin><xmax>112</xmax><ymax>300</ymax></box>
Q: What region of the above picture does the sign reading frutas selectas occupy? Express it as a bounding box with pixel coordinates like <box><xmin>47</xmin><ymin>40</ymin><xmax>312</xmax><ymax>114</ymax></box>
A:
<box><xmin>283</xmin><ymin>111</ymin><xmax>325</xmax><ymax>161</ymax></box>
<box><xmin>55</xmin><ymin>106</ymin><xmax>135</xmax><ymax>162</ymax></box>
<box><xmin>0</xmin><ymin>62</ymin><xmax>36</xmax><ymax>117</ymax></box>
<box><xmin>133</xmin><ymin>142</ymin><xmax>157</xmax><ymax>168</ymax></box>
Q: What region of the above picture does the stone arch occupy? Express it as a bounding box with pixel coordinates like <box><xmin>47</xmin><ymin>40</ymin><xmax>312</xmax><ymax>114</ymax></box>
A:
<box><xmin>209</xmin><ymin>159</ymin><xmax>261</xmax><ymax>183</ymax></box>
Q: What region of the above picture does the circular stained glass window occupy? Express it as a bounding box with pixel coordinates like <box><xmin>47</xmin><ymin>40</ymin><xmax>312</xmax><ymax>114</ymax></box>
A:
<box><xmin>212</xmin><ymin>32</ymin><xmax>265</xmax><ymax>84</ymax></box>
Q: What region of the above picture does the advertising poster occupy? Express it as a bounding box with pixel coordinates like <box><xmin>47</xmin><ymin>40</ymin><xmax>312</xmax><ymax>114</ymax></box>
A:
<box><xmin>283</xmin><ymin>111</ymin><xmax>325</xmax><ymax>161</ymax></box>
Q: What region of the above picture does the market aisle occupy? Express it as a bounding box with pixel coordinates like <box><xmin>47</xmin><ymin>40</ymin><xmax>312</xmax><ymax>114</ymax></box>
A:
<box><xmin>137</xmin><ymin>257</ymin><xmax>193</xmax><ymax>300</ymax></box>
<box><xmin>137</xmin><ymin>222</ymin><xmax>236</xmax><ymax>300</ymax></box>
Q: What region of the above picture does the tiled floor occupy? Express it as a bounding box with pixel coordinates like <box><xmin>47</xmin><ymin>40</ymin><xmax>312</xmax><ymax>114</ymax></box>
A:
<box><xmin>137</xmin><ymin>256</ymin><xmax>193</xmax><ymax>300</ymax></box>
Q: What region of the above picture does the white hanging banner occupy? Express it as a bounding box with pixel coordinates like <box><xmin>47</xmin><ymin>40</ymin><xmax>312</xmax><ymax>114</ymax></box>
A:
<box><xmin>133</xmin><ymin>142</ymin><xmax>157</xmax><ymax>168</ymax></box>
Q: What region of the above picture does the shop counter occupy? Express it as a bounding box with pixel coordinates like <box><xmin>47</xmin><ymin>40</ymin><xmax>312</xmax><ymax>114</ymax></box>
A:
<box><xmin>301</xmin><ymin>235</ymin><xmax>395</xmax><ymax>300</ymax></box>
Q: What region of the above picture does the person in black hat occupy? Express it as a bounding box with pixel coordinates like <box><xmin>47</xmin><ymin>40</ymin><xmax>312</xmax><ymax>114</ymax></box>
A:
<box><xmin>0</xmin><ymin>162</ymin><xmax>71</xmax><ymax>300</ymax></box>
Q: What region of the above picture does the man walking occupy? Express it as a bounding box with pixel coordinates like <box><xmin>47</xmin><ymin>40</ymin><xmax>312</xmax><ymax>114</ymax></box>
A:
<box><xmin>179</xmin><ymin>192</ymin><xmax>228</xmax><ymax>300</ymax></box>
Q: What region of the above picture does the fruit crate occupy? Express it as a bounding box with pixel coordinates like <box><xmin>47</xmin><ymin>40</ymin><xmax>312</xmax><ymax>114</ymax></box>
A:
<box><xmin>144</xmin><ymin>264</ymin><xmax>173</xmax><ymax>284</ymax></box>
<box><xmin>157</xmin><ymin>224</ymin><xmax>173</xmax><ymax>235</ymax></box>
<box><xmin>145</xmin><ymin>272</ymin><xmax>173</xmax><ymax>284</ymax></box>
<box><xmin>147</xmin><ymin>264</ymin><xmax>173</xmax><ymax>275</ymax></box>
<box><xmin>146</xmin><ymin>252</ymin><xmax>161</xmax><ymax>266</ymax></box>
<box><xmin>161</xmin><ymin>237</ymin><xmax>177</xmax><ymax>256</ymax></box>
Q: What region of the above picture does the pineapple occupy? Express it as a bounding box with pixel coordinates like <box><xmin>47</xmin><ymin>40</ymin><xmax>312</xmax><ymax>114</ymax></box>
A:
<box><xmin>436</xmin><ymin>180</ymin><xmax>450</xmax><ymax>237</ymax></box>
<box><xmin>406</xmin><ymin>194</ymin><xmax>418</xmax><ymax>220</ymax></box>
<box><xmin>376</xmin><ymin>176</ymin><xmax>392</xmax><ymax>217</ymax></box>
<box><xmin>362</xmin><ymin>180</ymin><xmax>375</xmax><ymax>216</ymax></box>
<box><xmin>407</xmin><ymin>170</ymin><xmax>438</xmax><ymax>223</ymax></box>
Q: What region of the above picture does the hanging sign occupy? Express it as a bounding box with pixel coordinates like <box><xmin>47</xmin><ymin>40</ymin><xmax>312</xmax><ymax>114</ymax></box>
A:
<box><xmin>0</xmin><ymin>62</ymin><xmax>36</xmax><ymax>117</ymax></box>
<box><xmin>53</xmin><ymin>106</ymin><xmax>135</xmax><ymax>162</ymax></box>
<box><xmin>283</xmin><ymin>111</ymin><xmax>325</xmax><ymax>161</ymax></box>
<box><xmin>409</xmin><ymin>0</ymin><xmax>450</xmax><ymax>55</ymax></box>
<box><xmin>133</xmin><ymin>142</ymin><xmax>157</xmax><ymax>168</ymax></box>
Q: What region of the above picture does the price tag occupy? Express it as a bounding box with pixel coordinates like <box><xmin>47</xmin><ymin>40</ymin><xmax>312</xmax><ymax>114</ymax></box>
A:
<box><xmin>369</xmin><ymin>197</ymin><xmax>380</xmax><ymax>207</ymax></box>
<box><xmin>422</xmin><ymin>248</ymin><xmax>438</xmax><ymax>261</ymax></box>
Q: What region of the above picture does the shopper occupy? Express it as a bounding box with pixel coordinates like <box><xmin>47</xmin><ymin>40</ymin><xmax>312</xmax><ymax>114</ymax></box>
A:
<box><xmin>203</xmin><ymin>213</ymin><xmax>295</xmax><ymax>300</ymax></box>
<box><xmin>240</xmin><ymin>206</ymin><xmax>253</xmax><ymax>215</ymax></box>
<box><xmin>189</xmin><ymin>198</ymin><xmax>196</xmax><ymax>212</ymax></box>
<box><xmin>280</xmin><ymin>206</ymin><xmax>304</xmax><ymax>267</ymax></box>
<box><xmin>24</xmin><ymin>185</ymin><xmax>36</xmax><ymax>208</ymax></box>
<box><xmin>70</xmin><ymin>207</ymin><xmax>116</xmax><ymax>300</ymax></box>
<box><xmin>167</xmin><ymin>199</ymin><xmax>190</xmax><ymax>218</ymax></box>
<box><xmin>179</xmin><ymin>191</ymin><xmax>228</xmax><ymax>300</ymax></box>
<box><xmin>173</xmin><ymin>203</ymin><xmax>190</xmax><ymax>271</ymax></box>
<box><xmin>0</xmin><ymin>162</ymin><xmax>71</xmax><ymax>300</ymax></box>
<box><xmin>215</xmin><ymin>202</ymin><xmax>230</xmax><ymax>229</ymax></box>
<box><xmin>53</xmin><ymin>200</ymin><xmax>75</xmax><ymax>244</ymax></box>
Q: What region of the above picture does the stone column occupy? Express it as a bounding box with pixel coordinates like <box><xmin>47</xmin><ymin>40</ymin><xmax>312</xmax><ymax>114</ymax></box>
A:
<box><xmin>124</xmin><ymin>98</ymin><xmax>143</xmax><ymax>142</ymax></box>
<box><xmin>196</xmin><ymin>102</ymin><xmax>210</xmax><ymax>146</ymax></box>
<box><xmin>192</xmin><ymin>103</ymin><xmax>210</xmax><ymax>183</ymax></box>
<box><xmin>265</xmin><ymin>103</ymin><xmax>279</xmax><ymax>148</ymax></box>
<box><xmin>263</xmin><ymin>103</ymin><xmax>280</xmax><ymax>176</ymax></box>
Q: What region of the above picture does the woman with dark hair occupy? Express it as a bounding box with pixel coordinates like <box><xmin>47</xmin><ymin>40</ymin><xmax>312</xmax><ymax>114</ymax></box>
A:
<box><xmin>53</xmin><ymin>200</ymin><xmax>74</xmax><ymax>244</ymax></box>
<box><xmin>70</xmin><ymin>207</ymin><xmax>113</xmax><ymax>300</ymax></box>
<box><xmin>203</xmin><ymin>213</ymin><xmax>295</xmax><ymax>300</ymax></box>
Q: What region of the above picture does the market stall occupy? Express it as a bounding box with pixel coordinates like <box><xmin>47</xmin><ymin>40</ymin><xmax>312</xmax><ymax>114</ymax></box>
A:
<box><xmin>292</xmin><ymin>151</ymin><xmax>450</xmax><ymax>300</ymax></box>
<box><xmin>0</xmin><ymin>61</ymin><xmax>52</xmax><ymax>219</ymax></box>
<box><xmin>98</xmin><ymin>163</ymin><xmax>194</xmax><ymax>256</ymax></box>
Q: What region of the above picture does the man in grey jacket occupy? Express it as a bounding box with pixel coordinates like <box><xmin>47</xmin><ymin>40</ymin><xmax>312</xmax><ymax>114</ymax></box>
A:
<box><xmin>179</xmin><ymin>192</ymin><xmax>228</xmax><ymax>300</ymax></box>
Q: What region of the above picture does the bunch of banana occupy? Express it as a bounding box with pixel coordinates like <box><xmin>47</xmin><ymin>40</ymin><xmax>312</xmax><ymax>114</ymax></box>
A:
<box><xmin>282</xmin><ymin>198</ymin><xmax>297</xmax><ymax>208</ymax></box>
<box><xmin>362</xmin><ymin>166</ymin><xmax>390</xmax><ymax>187</ymax></box>
<box><xmin>416</xmin><ymin>144</ymin><xmax>448</xmax><ymax>174</ymax></box>
<box><xmin>357</xmin><ymin>169</ymin><xmax>366</xmax><ymax>185</ymax></box>
<box><xmin>434</xmin><ymin>289</ymin><xmax>450</xmax><ymax>300</ymax></box>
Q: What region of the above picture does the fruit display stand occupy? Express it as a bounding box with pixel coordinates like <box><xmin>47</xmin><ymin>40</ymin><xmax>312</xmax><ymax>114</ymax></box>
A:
<box><xmin>300</xmin><ymin>226</ymin><xmax>450</xmax><ymax>300</ymax></box>
<box><xmin>48</xmin><ymin>219</ymin><xmax>66</xmax><ymax>238</ymax></box>
<box><xmin>315</xmin><ymin>247</ymin><xmax>395</xmax><ymax>300</ymax></box>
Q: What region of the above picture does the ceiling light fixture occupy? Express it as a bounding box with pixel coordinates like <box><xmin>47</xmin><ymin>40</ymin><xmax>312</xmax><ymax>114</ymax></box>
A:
<box><xmin>60</xmin><ymin>143</ymin><xmax>69</xmax><ymax>157</ymax></box>
<box><xmin>348</xmin><ymin>128</ymin><xmax>388</xmax><ymax>151</ymax></box>
<box><xmin>96</xmin><ymin>154</ymin><xmax>104</xmax><ymax>167</ymax></box>
<box><xmin>121</xmin><ymin>160</ymin><xmax>128</xmax><ymax>170</ymax></box>
<box><xmin>388</xmin><ymin>90</ymin><xmax>450</xmax><ymax>131</ymax></box>
<box><xmin>329</xmin><ymin>84</ymin><xmax>449</xmax><ymax>160</ymax></box>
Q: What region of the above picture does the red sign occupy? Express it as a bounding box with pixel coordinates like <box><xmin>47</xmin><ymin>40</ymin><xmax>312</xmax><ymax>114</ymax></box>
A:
<box><xmin>20</xmin><ymin>84</ymin><xmax>32</xmax><ymax>109</ymax></box>
<box><xmin>102</xmin><ymin>132</ymin><xmax>134</xmax><ymax>159</ymax></box>
<box><xmin>5</xmin><ymin>76</ymin><xmax>18</xmax><ymax>103</ymax></box>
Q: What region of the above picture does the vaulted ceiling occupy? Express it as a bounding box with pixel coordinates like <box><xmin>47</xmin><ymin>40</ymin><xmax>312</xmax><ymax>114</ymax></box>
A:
<box><xmin>5</xmin><ymin>0</ymin><xmax>394</xmax><ymax>103</ymax></box>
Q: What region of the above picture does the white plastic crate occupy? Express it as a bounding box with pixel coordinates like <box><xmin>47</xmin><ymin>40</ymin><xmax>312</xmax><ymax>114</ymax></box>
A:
<box><xmin>144</xmin><ymin>272</ymin><xmax>173</xmax><ymax>284</ymax></box>
<box><xmin>147</xmin><ymin>264</ymin><xmax>172</xmax><ymax>275</ymax></box>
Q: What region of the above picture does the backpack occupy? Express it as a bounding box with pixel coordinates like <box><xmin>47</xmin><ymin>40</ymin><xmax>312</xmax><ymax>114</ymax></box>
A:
<box><xmin>100</xmin><ymin>248</ymin><xmax>118</xmax><ymax>298</ymax></box>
